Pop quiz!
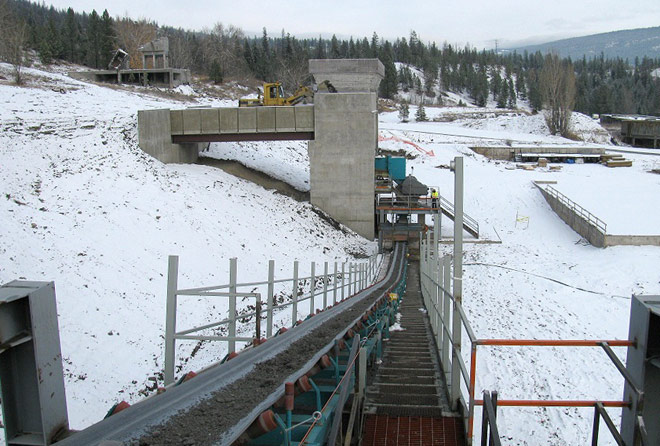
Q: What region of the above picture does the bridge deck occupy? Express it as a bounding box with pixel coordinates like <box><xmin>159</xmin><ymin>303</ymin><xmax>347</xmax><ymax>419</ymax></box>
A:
<box><xmin>169</xmin><ymin>105</ymin><xmax>314</xmax><ymax>143</ymax></box>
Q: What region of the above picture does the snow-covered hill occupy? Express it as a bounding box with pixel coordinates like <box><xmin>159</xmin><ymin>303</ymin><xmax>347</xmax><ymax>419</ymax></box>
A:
<box><xmin>2</xmin><ymin>63</ymin><xmax>660</xmax><ymax>445</ymax></box>
<box><xmin>514</xmin><ymin>25</ymin><xmax>660</xmax><ymax>61</ymax></box>
<box><xmin>0</xmin><ymin>64</ymin><xmax>372</xmax><ymax>434</ymax></box>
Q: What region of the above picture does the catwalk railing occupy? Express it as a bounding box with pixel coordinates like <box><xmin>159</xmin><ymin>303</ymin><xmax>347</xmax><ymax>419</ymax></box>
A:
<box><xmin>419</xmin><ymin>237</ymin><xmax>643</xmax><ymax>445</ymax></box>
<box><xmin>376</xmin><ymin>193</ymin><xmax>480</xmax><ymax>237</ymax></box>
<box><xmin>164</xmin><ymin>253</ymin><xmax>384</xmax><ymax>385</ymax></box>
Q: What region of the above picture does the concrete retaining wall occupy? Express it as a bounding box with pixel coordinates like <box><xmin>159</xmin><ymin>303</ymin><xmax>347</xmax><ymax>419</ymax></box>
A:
<box><xmin>605</xmin><ymin>235</ymin><xmax>660</xmax><ymax>247</ymax></box>
<box><xmin>538</xmin><ymin>185</ymin><xmax>660</xmax><ymax>247</ymax></box>
<box><xmin>472</xmin><ymin>146</ymin><xmax>604</xmax><ymax>160</ymax></box>
<box><xmin>538</xmin><ymin>186</ymin><xmax>606</xmax><ymax>247</ymax></box>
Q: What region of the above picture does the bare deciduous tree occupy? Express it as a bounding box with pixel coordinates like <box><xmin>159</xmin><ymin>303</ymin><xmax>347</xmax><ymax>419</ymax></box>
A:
<box><xmin>204</xmin><ymin>23</ymin><xmax>248</xmax><ymax>79</ymax></box>
<box><xmin>541</xmin><ymin>53</ymin><xmax>576</xmax><ymax>137</ymax></box>
<box><xmin>114</xmin><ymin>16</ymin><xmax>157</xmax><ymax>69</ymax></box>
<box><xmin>167</xmin><ymin>32</ymin><xmax>194</xmax><ymax>69</ymax></box>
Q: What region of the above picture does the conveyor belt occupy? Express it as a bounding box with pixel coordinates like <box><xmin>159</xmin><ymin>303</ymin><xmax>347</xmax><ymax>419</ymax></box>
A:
<box><xmin>57</xmin><ymin>243</ymin><xmax>407</xmax><ymax>446</ymax></box>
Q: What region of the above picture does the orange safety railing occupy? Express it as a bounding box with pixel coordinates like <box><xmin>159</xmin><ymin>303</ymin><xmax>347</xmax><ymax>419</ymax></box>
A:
<box><xmin>418</xmin><ymin>238</ymin><xmax>644</xmax><ymax>445</ymax></box>
<box><xmin>466</xmin><ymin>338</ymin><xmax>636</xmax><ymax>442</ymax></box>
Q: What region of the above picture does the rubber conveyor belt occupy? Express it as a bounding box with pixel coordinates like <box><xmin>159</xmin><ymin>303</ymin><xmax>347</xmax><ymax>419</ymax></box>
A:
<box><xmin>57</xmin><ymin>243</ymin><xmax>406</xmax><ymax>446</ymax></box>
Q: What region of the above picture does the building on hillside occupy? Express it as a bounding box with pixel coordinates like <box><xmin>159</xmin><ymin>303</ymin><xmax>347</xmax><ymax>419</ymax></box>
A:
<box><xmin>600</xmin><ymin>114</ymin><xmax>660</xmax><ymax>148</ymax></box>
<box><xmin>139</xmin><ymin>37</ymin><xmax>169</xmax><ymax>69</ymax></box>
<box><xmin>69</xmin><ymin>37</ymin><xmax>190</xmax><ymax>89</ymax></box>
<box><xmin>620</xmin><ymin>116</ymin><xmax>660</xmax><ymax>149</ymax></box>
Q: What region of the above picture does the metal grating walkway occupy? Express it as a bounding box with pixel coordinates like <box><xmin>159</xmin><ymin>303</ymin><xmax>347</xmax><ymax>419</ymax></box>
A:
<box><xmin>362</xmin><ymin>260</ymin><xmax>466</xmax><ymax>446</ymax></box>
<box><xmin>362</xmin><ymin>416</ymin><xmax>464</xmax><ymax>446</ymax></box>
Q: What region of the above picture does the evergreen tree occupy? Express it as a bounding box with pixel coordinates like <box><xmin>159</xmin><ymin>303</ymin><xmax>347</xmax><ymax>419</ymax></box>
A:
<box><xmin>99</xmin><ymin>10</ymin><xmax>115</xmax><ymax>66</ymax></box>
<box><xmin>379</xmin><ymin>41</ymin><xmax>397</xmax><ymax>99</ymax></box>
<box><xmin>330</xmin><ymin>34</ymin><xmax>340</xmax><ymax>59</ymax></box>
<box><xmin>514</xmin><ymin>69</ymin><xmax>526</xmax><ymax>99</ymax></box>
<box><xmin>370</xmin><ymin>32</ymin><xmax>379</xmax><ymax>58</ymax></box>
<box><xmin>414</xmin><ymin>76</ymin><xmax>423</xmax><ymax>97</ymax></box>
<box><xmin>86</xmin><ymin>10</ymin><xmax>101</xmax><ymax>68</ymax></box>
<box><xmin>314</xmin><ymin>35</ymin><xmax>326</xmax><ymax>59</ymax></box>
<box><xmin>209</xmin><ymin>59</ymin><xmax>223</xmax><ymax>83</ymax></box>
<box><xmin>398</xmin><ymin>100</ymin><xmax>410</xmax><ymax>122</ymax></box>
<box><xmin>348</xmin><ymin>37</ymin><xmax>356</xmax><ymax>58</ymax></box>
<box><xmin>497</xmin><ymin>83</ymin><xmax>508</xmax><ymax>108</ymax></box>
<box><xmin>507</xmin><ymin>79</ymin><xmax>517</xmax><ymax>108</ymax></box>
<box><xmin>63</xmin><ymin>7</ymin><xmax>80</xmax><ymax>63</ymax></box>
<box><xmin>527</xmin><ymin>69</ymin><xmax>543</xmax><ymax>111</ymax></box>
<box><xmin>423</xmin><ymin>65</ymin><xmax>437</xmax><ymax>97</ymax></box>
<box><xmin>39</xmin><ymin>14</ymin><xmax>61</xmax><ymax>64</ymax></box>
<box><xmin>415</xmin><ymin>102</ymin><xmax>428</xmax><ymax>121</ymax></box>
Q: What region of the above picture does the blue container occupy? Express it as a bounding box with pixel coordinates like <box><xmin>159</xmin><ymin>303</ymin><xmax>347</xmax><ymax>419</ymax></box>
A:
<box><xmin>374</xmin><ymin>157</ymin><xmax>406</xmax><ymax>182</ymax></box>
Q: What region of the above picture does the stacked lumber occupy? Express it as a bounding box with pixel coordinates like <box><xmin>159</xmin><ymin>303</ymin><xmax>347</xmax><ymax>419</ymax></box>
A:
<box><xmin>602</xmin><ymin>153</ymin><xmax>633</xmax><ymax>168</ymax></box>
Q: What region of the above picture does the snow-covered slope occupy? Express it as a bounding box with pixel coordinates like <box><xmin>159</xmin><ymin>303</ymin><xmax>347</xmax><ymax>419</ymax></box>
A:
<box><xmin>2</xmin><ymin>63</ymin><xmax>659</xmax><ymax>445</ymax></box>
<box><xmin>378</xmin><ymin>108</ymin><xmax>660</xmax><ymax>445</ymax></box>
<box><xmin>0</xmin><ymin>64</ymin><xmax>372</xmax><ymax>433</ymax></box>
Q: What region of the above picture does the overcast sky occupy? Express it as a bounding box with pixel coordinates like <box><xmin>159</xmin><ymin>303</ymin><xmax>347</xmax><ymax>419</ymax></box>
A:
<box><xmin>43</xmin><ymin>0</ymin><xmax>660</xmax><ymax>48</ymax></box>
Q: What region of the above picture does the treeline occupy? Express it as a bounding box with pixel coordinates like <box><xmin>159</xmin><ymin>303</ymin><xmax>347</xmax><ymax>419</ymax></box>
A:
<box><xmin>2</xmin><ymin>0</ymin><xmax>660</xmax><ymax>116</ymax></box>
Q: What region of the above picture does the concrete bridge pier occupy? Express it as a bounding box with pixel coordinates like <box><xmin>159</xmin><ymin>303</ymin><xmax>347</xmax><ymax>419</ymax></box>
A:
<box><xmin>308</xmin><ymin>59</ymin><xmax>384</xmax><ymax>240</ymax></box>
<box><xmin>137</xmin><ymin>109</ymin><xmax>201</xmax><ymax>164</ymax></box>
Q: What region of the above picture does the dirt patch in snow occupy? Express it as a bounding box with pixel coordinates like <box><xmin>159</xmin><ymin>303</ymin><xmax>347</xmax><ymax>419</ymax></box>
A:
<box><xmin>197</xmin><ymin>156</ymin><xmax>310</xmax><ymax>202</ymax></box>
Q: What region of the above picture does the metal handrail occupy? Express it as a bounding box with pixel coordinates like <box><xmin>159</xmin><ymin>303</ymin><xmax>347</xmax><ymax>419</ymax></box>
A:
<box><xmin>592</xmin><ymin>402</ymin><xmax>625</xmax><ymax>446</ymax></box>
<box><xmin>543</xmin><ymin>185</ymin><xmax>607</xmax><ymax>233</ymax></box>
<box><xmin>418</xmin><ymin>238</ymin><xmax>643</xmax><ymax>444</ymax></box>
<box><xmin>377</xmin><ymin>192</ymin><xmax>480</xmax><ymax>235</ymax></box>
<box><xmin>163</xmin><ymin>253</ymin><xmax>385</xmax><ymax>385</ymax></box>
<box><xmin>481</xmin><ymin>391</ymin><xmax>502</xmax><ymax>446</ymax></box>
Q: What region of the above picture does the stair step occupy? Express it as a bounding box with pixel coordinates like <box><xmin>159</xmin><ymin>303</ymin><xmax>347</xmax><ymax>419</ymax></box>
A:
<box><xmin>377</xmin><ymin>375</ymin><xmax>436</xmax><ymax>385</ymax></box>
<box><xmin>368</xmin><ymin>393</ymin><xmax>441</xmax><ymax>406</ymax></box>
<box><xmin>374</xmin><ymin>383</ymin><xmax>438</xmax><ymax>394</ymax></box>
<box><xmin>379</xmin><ymin>364</ymin><xmax>435</xmax><ymax>376</ymax></box>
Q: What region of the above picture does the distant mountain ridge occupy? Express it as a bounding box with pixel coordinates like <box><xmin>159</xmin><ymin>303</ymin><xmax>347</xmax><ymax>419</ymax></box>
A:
<box><xmin>511</xmin><ymin>26</ymin><xmax>660</xmax><ymax>61</ymax></box>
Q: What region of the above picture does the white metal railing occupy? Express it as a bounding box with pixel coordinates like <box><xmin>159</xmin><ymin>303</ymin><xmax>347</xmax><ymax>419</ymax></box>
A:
<box><xmin>418</xmin><ymin>235</ymin><xmax>475</xmax><ymax>428</ymax></box>
<box><xmin>543</xmin><ymin>185</ymin><xmax>607</xmax><ymax>234</ymax></box>
<box><xmin>163</xmin><ymin>253</ymin><xmax>384</xmax><ymax>384</ymax></box>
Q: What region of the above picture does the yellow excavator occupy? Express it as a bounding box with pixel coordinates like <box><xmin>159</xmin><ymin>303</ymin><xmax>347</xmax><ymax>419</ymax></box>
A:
<box><xmin>238</xmin><ymin>80</ymin><xmax>336</xmax><ymax>107</ymax></box>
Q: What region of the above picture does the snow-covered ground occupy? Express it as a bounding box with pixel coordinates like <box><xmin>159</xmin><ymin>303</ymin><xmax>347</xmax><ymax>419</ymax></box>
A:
<box><xmin>0</xmin><ymin>64</ymin><xmax>372</xmax><ymax>436</ymax></box>
<box><xmin>378</xmin><ymin>106</ymin><xmax>660</xmax><ymax>445</ymax></box>
<box><xmin>2</xmin><ymin>64</ymin><xmax>659</xmax><ymax>445</ymax></box>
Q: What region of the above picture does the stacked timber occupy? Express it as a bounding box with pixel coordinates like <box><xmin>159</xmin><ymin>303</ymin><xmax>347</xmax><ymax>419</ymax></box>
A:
<box><xmin>602</xmin><ymin>153</ymin><xmax>633</xmax><ymax>168</ymax></box>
